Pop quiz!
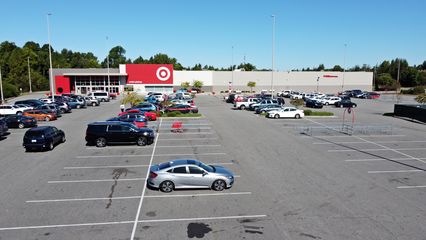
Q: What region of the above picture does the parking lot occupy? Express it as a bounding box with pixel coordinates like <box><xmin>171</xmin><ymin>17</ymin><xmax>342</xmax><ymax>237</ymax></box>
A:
<box><xmin>0</xmin><ymin>93</ymin><xmax>425</xmax><ymax>239</ymax></box>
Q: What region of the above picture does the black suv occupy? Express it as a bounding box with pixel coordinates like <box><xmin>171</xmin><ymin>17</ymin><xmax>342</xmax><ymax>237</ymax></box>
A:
<box><xmin>335</xmin><ymin>99</ymin><xmax>357</xmax><ymax>108</ymax></box>
<box><xmin>15</xmin><ymin>99</ymin><xmax>45</xmax><ymax>108</ymax></box>
<box><xmin>23</xmin><ymin>126</ymin><xmax>66</xmax><ymax>151</ymax></box>
<box><xmin>85</xmin><ymin>122</ymin><xmax>155</xmax><ymax>147</ymax></box>
<box><xmin>0</xmin><ymin>118</ymin><xmax>8</xmax><ymax>137</ymax></box>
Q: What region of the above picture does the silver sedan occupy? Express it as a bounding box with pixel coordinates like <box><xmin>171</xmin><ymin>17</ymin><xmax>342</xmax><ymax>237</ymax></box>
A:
<box><xmin>148</xmin><ymin>159</ymin><xmax>234</xmax><ymax>193</ymax></box>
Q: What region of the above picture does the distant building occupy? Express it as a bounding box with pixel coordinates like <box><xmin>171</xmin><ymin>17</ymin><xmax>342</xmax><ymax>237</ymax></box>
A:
<box><xmin>53</xmin><ymin>64</ymin><xmax>373</xmax><ymax>95</ymax></box>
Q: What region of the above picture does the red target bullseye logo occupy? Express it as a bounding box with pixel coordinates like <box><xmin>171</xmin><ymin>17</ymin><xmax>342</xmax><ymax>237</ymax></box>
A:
<box><xmin>156</xmin><ymin>67</ymin><xmax>171</xmax><ymax>81</ymax></box>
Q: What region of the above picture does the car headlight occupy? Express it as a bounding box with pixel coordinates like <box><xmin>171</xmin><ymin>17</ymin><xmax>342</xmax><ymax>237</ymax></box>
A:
<box><xmin>227</xmin><ymin>175</ymin><xmax>234</xmax><ymax>179</ymax></box>
<box><xmin>143</xmin><ymin>132</ymin><xmax>149</xmax><ymax>136</ymax></box>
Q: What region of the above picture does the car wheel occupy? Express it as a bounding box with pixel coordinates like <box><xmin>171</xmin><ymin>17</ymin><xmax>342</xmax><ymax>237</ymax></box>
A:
<box><xmin>61</xmin><ymin>135</ymin><xmax>66</xmax><ymax>143</ymax></box>
<box><xmin>48</xmin><ymin>142</ymin><xmax>54</xmax><ymax>150</ymax></box>
<box><xmin>295</xmin><ymin>114</ymin><xmax>301</xmax><ymax>119</ymax></box>
<box><xmin>16</xmin><ymin>111</ymin><xmax>22</xmax><ymax>115</ymax></box>
<box><xmin>261</xmin><ymin>110</ymin><xmax>266</xmax><ymax>114</ymax></box>
<box><xmin>325</xmin><ymin>102</ymin><xmax>329</xmax><ymax>105</ymax></box>
<box><xmin>148</xmin><ymin>116</ymin><xmax>152</xmax><ymax>121</ymax></box>
<box><xmin>44</xmin><ymin>117</ymin><xmax>50</xmax><ymax>121</ymax></box>
<box><xmin>137</xmin><ymin>137</ymin><xmax>147</xmax><ymax>146</ymax></box>
<box><xmin>352</xmin><ymin>104</ymin><xmax>356</xmax><ymax>108</ymax></box>
<box><xmin>76</xmin><ymin>105</ymin><xmax>81</xmax><ymax>109</ymax></box>
<box><xmin>240</xmin><ymin>105</ymin><xmax>246</xmax><ymax>110</ymax></box>
<box><xmin>92</xmin><ymin>102</ymin><xmax>96</xmax><ymax>106</ymax></box>
<box><xmin>212</xmin><ymin>180</ymin><xmax>226</xmax><ymax>191</ymax></box>
<box><xmin>274</xmin><ymin>114</ymin><xmax>279</xmax><ymax>119</ymax></box>
<box><xmin>101</xmin><ymin>99</ymin><xmax>105</xmax><ymax>102</ymax></box>
<box><xmin>60</xmin><ymin>109</ymin><xmax>65</xmax><ymax>114</ymax></box>
<box><xmin>160</xmin><ymin>181</ymin><xmax>174</xmax><ymax>193</ymax></box>
<box><xmin>96</xmin><ymin>137</ymin><xmax>107</xmax><ymax>147</ymax></box>
<box><xmin>18</xmin><ymin>123</ymin><xmax>25</xmax><ymax>129</ymax></box>
<box><xmin>340</xmin><ymin>104</ymin><xmax>343</xmax><ymax>108</ymax></box>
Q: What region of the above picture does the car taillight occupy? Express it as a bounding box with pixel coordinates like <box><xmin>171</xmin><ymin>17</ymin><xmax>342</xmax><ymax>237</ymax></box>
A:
<box><xmin>149</xmin><ymin>172</ymin><xmax>157</xmax><ymax>178</ymax></box>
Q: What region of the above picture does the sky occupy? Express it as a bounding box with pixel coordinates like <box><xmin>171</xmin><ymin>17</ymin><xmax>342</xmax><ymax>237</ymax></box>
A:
<box><xmin>1</xmin><ymin>0</ymin><xmax>425</xmax><ymax>71</ymax></box>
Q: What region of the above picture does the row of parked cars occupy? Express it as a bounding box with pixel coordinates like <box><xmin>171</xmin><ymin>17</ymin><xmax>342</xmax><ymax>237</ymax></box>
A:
<box><xmin>0</xmin><ymin>91</ymin><xmax>116</xmax><ymax>151</ymax></box>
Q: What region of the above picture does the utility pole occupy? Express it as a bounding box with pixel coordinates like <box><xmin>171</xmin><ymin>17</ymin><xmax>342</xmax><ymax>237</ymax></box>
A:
<box><xmin>316</xmin><ymin>77</ymin><xmax>320</xmax><ymax>93</ymax></box>
<box><xmin>0</xmin><ymin>67</ymin><xmax>4</xmax><ymax>104</ymax></box>
<box><xmin>231</xmin><ymin>46</ymin><xmax>234</xmax><ymax>93</ymax></box>
<box><xmin>47</xmin><ymin>13</ymin><xmax>54</xmax><ymax>101</ymax></box>
<box><xmin>106</xmin><ymin>36</ymin><xmax>110</xmax><ymax>93</ymax></box>
<box><xmin>342</xmin><ymin>43</ymin><xmax>347</xmax><ymax>93</ymax></box>
<box><xmin>271</xmin><ymin>14</ymin><xmax>276</xmax><ymax>98</ymax></box>
<box><xmin>396</xmin><ymin>59</ymin><xmax>401</xmax><ymax>103</ymax></box>
<box><xmin>27</xmin><ymin>57</ymin><xmax>32</xmax><ymax>93</ymax></box>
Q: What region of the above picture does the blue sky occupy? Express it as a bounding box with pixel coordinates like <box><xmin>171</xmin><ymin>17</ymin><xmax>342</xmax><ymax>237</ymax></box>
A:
<box><xmin>1</xmin><ymin>0</ymin><xmax>425</xmax><ymax>70</ymax></box>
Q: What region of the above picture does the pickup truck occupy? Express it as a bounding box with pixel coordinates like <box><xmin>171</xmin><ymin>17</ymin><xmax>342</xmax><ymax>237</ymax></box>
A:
<box><xmin>234</xmin><ymin>98</ymin><xmax>259</xmax><ymax>110</ymax></box>
<box><xmin>249</xmin><ymin>99</ymin><xmax>279</xmax><ymax>111</ymax></box>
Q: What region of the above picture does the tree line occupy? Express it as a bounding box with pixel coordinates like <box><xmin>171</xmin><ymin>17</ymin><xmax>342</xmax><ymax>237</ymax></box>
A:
<box><xmin>1</xmin><ymin>40</ymin><xmax>425</xmax><ymax>98</ymax></box>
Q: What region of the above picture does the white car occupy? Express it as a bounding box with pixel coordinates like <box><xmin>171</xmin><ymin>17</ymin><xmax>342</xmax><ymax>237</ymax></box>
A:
<box><xmin>14</xmin><ymin>104</ymin><xmax>33</xmax><ymax>111</ymax></box>
<box><xmin>0</xmin><ymin>105</ymin><xmax>27</xmax><ymax>115</ymax></box>
<box><xmin>39</xmin><ymin>98</ymin><xmax>54</xmax><ymax>104</ymax></box>
<box><xmin>268</xmin><ymin>107</ymin><xmax>304</xmax><ymax>119</ymax></box>
<box><xmin>320</xmin><ymin>97</ymin><xmax>341</xmax><ymax>105</ymax></box>
<box><xmin>290</xmin><ymin>93</ymin><xmax>304</xmax><ymax>100</ymax></box>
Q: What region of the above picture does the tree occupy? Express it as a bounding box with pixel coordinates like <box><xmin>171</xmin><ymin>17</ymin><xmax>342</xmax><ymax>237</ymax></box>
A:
<box><xmin>192</xmin><ymin>80</ymin><xmax>203</xmax><ymax>89</ymax></box>
<box><xmin>331</xmin><ymin>65</ymin><xmax>343</xmax><ymax>71</ymax></box>
<box><xmin>102</xmin><ymin>46</ymin><xmax>127</xmax><ymax>68</ymax></box>
<box><xmin>121</xmin><ymin>92</ymin><xmax>145</xmax><ymax>107</ymax></box>
<box><xmin>376</xmin><ymin>73</ymin><xmax>396</xmax><ymax>90</ymax></box>
<box><xmin>181</xmin><ymin>81</ymin><xmax>190</xmax><ymax>89</ymax></box>
<box><xmin>238</xmin><ymin>63</ymin><xmax>256</xmax><ymax>71</ymax></box>
<box><xmin>247</xmin><ymin>81</ymin><xmax>256</xmax><ymax>92</ymax></box>
<box><xmin>191</xmin><ymin>64</ymin><xmax>202</xmax><ymax>70</ymax></box>
<box><xmin>315</xmin><ymin>64</ymin><xmax>325</xmax><ymax>71</ymax></box>
<box><xmin>415</xmin><ymin>94</ymin><xmax>426</xmax><ymax>104</ymax></box>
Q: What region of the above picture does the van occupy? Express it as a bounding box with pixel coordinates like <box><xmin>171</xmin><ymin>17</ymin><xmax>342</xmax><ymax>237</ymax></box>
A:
<box><xmin>87</xmin><ymin>91</ymin><xmax>110</xmax><ymax>102</ymax></box>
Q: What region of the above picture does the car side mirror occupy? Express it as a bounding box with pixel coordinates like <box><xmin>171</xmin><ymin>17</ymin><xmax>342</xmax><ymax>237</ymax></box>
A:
<box><xmin>202</xmin><ymin>172</ymin><xmax>208</xmax><ymax>176</ymax></box>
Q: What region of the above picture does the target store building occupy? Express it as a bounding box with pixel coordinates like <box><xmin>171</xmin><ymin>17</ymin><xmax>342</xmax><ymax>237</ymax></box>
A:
<box><xmin>53</xmin><ymin>64</ymin><xmax>373</xmax><ymax>95</ymax></box>
<box><xmin>53</xmin><ymin>64</ymin><xmax>175</xmax><ymax>95</ymax></box>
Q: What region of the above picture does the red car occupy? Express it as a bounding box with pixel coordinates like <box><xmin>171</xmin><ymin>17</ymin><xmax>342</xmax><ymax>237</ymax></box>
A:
<box><xmin>119</xmin><ymin>109</ymin><xmax>157</xmax><ymax>121</ymax></box>
<box><xmin>164</xmin><ymin>104</ymin><xmax>198</xmax><ymax>114</ymax></box>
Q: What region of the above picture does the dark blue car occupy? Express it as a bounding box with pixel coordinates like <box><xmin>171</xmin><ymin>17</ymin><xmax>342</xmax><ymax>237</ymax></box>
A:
<box><xmin>130</xmin><ymin>103</ymin><xmax>157</xmax><ymax>112</ymax></box>
<box><xmin>3</xmin><ymin>115</ymin><xmax>37</xmax><ymax>128</ymax></box>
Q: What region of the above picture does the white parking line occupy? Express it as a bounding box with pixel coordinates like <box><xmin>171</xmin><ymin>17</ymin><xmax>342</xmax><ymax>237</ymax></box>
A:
<box><xmin>368</xmin><ymin>170</ymin><xmax>424</xmax><ymax>174</ymax></box>
<box><xmin>345</xmin><ymin>157</ymin><xmax>426</xmax><ymax>162</ymax></box>
<box><xmin>158</xmin><ymin>138</ymin><xmax>218</xmax><ymax>141</ymax></box>
<box><xmin>328</xmin><ymin>147</ymin><xmax>426</xmax><ymax>152</ymax></box>
<box><xmin>161</xmin><ymin>132</ymin><xmax>214</xmax><ymax>135</ymax></box>
<box><xmin>130</xmin><ymin>118</ymin><xmax>162</xmax><ymax>240</ymax></box>
<box><xmin>314</xmin><ymin>140</ymin><xmax>426</xmax><ymax>145</ymax></box>
<box><xmin>306</xmin><ymin>119</ymin><xmax>426</xmax><ymax>164</ymax></box>
<box><xmin>48</xmin><ymin>178</ymin><xmax>145</xmax><ymax>184</ymax></box>
<box><xmin>0</xmin><ymin>215</ymin><xmax>267</xmax><ymax>231</ymax></box>
<box><xmin>26</xmin><ymin>192</ymin><xmax>250</xmax><ymax>203</ymax></box>
<box><xmin>85</xmin><ymin>145</ymin><xmax>221</xmax><ymax>150</ymax></box>
<box><xmin>76</xmin><ymin>153</ymin><xmax>227</xmax><ymax>159</ymax></box>
<box><xmin>397</xmin><ymin>185</ymin><xmax>426</xmax><ymax>189</ymax></box>
<box><xmin>64</xmin><ymin>162</ymin><xmax>233</xmax><ymax>170</ymax></box>
<box><xmin>302</xmin><ymin>134</ymin><xmax>406</xmax><ymax>138</ymax></box>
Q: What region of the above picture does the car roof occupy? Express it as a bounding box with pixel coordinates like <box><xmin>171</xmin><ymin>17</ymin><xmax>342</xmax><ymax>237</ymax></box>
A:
<box><xmin>27</xmin><ymin>126</ymin><xmax>52</xmax><ymax>132</ymax></box>
<box><xmin>160</xmin><ymin>159</ymin><xmax>200</xmax><ymax>169</ymax></box>
<box><xmin>89</xmin><ymin>121</ymin><xmax>133</xmax><ymax>126</ymax></box>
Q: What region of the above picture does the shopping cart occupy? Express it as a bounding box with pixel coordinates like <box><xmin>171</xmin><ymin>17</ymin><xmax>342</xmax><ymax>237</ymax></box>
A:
<box><xmin>171</xmin><ymin>121</ymin><xmax>183</xmax><ymax>133</ymax></box>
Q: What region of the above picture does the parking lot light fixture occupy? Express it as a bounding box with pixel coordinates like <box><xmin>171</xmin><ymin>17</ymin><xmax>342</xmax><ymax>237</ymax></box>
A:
<box><xmin>316</xmin><ymin>77</ymin><xmax>320</xmax><ymax>93</ymax></box>
<box><xmin>47</xmin><ymin>13</ymin><xmax>54</xmax><ymax>102</ymax></box>
<box><xmin>0</xmin><ymin>67</ymin><xmax>4</xmax><ymax>104</ymax></box>
<box><xmin>271</xmin><ymin>14</ymin><xmax>276</xmax><ymax>98</ymax></box>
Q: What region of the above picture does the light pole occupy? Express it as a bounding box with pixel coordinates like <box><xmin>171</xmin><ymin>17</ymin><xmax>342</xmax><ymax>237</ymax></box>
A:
<box><xmin>271</xmin><ymin>14</ymin><xmax>276</xmax><ymax>98</ymax></box>
<box><xmin>316</xmin><ymin>77</ymin><xmax>320</xmax><ymax>93</ymax></box>
<box><xmin>27</xmin><ymin>57</ymin><xmax>32</xmax><ymax>93</ymax></box>
<box><xmin>342</xmin><ymin>43</ymin><xmax>347</xmax><ymax>93</ymax></box>
<box><xmin>47</xmin><ymin>13</ymin><xmax>54</xmax><ymax>101</ymax></box>
<box><xmin>106</xmin><ymin>36</ymin><xmax>111</xmax><ymax>93</ymax></box>
<box><xmin>0</xmin><ymin>67</ymin><xmax>4</xmax><ymax>104</ymax></box>
<box><xmin>231</xmin><ymin>46</ymin><xmax>234</xmax><ymax>93</ymax></box>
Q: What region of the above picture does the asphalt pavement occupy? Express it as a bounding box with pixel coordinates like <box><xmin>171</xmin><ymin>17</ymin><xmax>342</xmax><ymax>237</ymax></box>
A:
<box><xmin>0</xmin><ymin>94</ymin><xmax>424</xmax><ymax>239</ymax></box>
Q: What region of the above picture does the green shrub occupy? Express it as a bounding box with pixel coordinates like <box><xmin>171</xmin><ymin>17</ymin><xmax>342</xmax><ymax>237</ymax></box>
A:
<box><xmin>1</xmin><ymin>82</ymin><xmax>19</xmax><ymax>99</ymax></box>
<box><xmin>415</xmin><ymin>93</ymin><xmax>426</xmax><ymax>104</ymax></box>
<box><xmin>304</xmin><ymin>109</ymin><xmax>312</xmax><ymax>115</ymax></box>
<box><xmin>401</xmin><ymin>86</ymin><xmax>425</xmax><ymax>95</ymax></box>
<box><xmin>166</xmin><ymin>111</ymin><xmax>179</xmax><ymax>117</ymax></box>
<box><xmin>304</xmin><ymin>110</ymin><xmax>334</xmax><ymax>116</ymax></box>
<box><xmin>290</xmin><ymin>99</ymin><xmax>304</xmax><ymax>108</ymax></box>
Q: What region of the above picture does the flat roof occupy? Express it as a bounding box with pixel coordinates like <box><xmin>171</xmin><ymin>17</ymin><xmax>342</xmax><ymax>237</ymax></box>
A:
<box><xmin>63</xmin><ymin>73</ymin><xmax>127</xmax><ymax>76</ymax></box>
